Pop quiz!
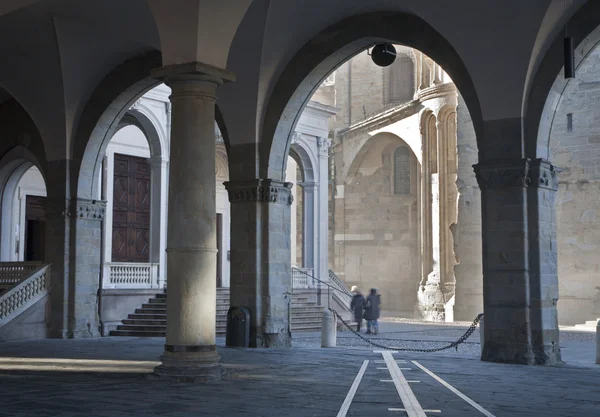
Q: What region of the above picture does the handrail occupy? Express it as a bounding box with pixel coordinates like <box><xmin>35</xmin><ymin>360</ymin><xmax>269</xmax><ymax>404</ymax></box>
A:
<box><xmin>328</xmin><ymin>270</ymin><xmax>353</xmax><ymax>297</ymax></box>
<box><xmin>0</xmin><ymin>264</ymin><xmax>50</xmax><ymax>325</ymax></box>
<box><xmin>291</xmin><ymin>267</ymin><xmax>354</xmax><ymax>313</ymax></box>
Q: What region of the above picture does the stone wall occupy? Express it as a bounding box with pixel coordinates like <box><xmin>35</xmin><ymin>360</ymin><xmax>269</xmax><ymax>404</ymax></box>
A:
<box><xmin>550</xmin><ymin>46</ymin><xmax>600</xmax><ymax>325</ymax></box>
<box><xmin>336</xmin><ymin>134</ymin><xmax>419</xmax><ymax>315</ymax></box>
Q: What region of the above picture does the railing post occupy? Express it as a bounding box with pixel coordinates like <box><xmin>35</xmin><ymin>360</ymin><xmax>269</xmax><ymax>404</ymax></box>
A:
<box><xmin>321</xmin><ymin>309</ymin><xmax>336</xmax><ymax>348</ymax></box>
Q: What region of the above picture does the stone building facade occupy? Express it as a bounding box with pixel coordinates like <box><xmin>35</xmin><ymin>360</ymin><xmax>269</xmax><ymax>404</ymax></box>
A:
<box><xmin>327</xmin><ymin>47</ymin><xmax>482</xmax><ymax>321</ymax></box>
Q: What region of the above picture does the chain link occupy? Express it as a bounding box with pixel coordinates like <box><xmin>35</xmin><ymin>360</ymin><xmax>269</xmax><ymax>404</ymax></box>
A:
<box><xmin>329</xmin><ymin>308</ymin><xmax>483</xmax><ymax>353</ymax></box>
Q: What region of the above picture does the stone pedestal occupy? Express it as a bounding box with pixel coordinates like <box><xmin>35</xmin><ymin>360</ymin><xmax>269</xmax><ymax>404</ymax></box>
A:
<box><xmin>152</xmin><ymin>62</ymin><xmax>234</xmax><ymax>381</ymax></box>
<box><xmin>474</xmin><ymin>158</ymin><xmax>562</xmax><ymax>365</ymax></box>
<box><xmin>225</xmin><ymin>178</ymin><xmax>293</xmax><ymax>348</ymax></box>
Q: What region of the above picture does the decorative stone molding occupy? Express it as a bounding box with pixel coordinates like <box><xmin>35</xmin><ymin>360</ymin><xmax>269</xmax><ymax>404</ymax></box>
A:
<box><xmin>224</xmin><ymin>179</ymin><xmax>294</xmax><ymax>206</ymax></box>
<box><xmin>415</xmin><ymin>82</ymin><xmax>457</xmax><ymax>102</ymax></box>
<box><xmin>290</xmin><ymin>131</ymin><xmax>301</xmax><ymax>145</ymax></box>
<box><xmin>317</xmin><ymin>137</ymin><xmax>332</xmax><ymax>156</ymax></box>
<box><xmin>45</xmin><ymin>198</ymin><xmax>107</xmax><ymax>221</ymax></box>
<box><xmin>130</xmin><ymin>98</ymin><xmax>141</xmax><ymax>110</ymax></box>
<box><xmin>474</xmin><ymin>159</ymin><xmax>560</xmax><ymax>191</ymax></box>
<box><xmin>72</xmin><ymin>199</ymin><xmax>107</xmax><ymax>221</ymax></box>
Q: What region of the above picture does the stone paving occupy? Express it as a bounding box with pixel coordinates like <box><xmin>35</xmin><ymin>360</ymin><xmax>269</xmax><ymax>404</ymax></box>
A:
<box><xmin>0</xmin><ymin>323</ymin><xmax>598</xmax><ymax>417</ymax></box>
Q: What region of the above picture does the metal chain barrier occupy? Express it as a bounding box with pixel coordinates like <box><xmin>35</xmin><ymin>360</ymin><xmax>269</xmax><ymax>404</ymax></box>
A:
<box><xmin>329</xmin><ymin>308</ymin><xmax>484</xmax><ymax>353</ymax></box>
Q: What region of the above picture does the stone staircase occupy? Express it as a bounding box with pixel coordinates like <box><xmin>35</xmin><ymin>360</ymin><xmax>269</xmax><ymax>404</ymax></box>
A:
<box><xmin>573</xmin><ymin>318</ymin><xmax>600</xmax><ymax>331</ymax></box>
<box><xmin>110</xmin><ymin>288</ymin><xmax>323</xmax><ymax>337</ymax></box>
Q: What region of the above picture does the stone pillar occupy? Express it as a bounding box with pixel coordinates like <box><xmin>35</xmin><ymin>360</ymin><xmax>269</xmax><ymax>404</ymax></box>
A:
<box><xmin>152</xmin><ymin>62</ymin><xmax>234</xmax><ymax>381</ymax></box>
<box><xmin>474</xmin><ymin>158</ymin><xmax>562</xmax><ymax>365</ymax></box>
<box><xmin>317</xmin><ymin>137</ymin><xmax>331</xmax><ymax>284</ymax></box>
<box><xmin>225</xmin><ymin>179</ymin><xmax>294</xmax><ymax>348</ymax></box>
<box><xmin>300</xmin><ymin>181</ymin><xmax>316</xmax><ymax>269</ymax></box>
<box><xmin>149</xmin><ymin>155</ymin><xmax>168</xmax><ymax>288</ymax></box>
<box><xmin>46</xmin><ymin>189</ymin><xmax>105</xmax><ymax>338</ymax></box>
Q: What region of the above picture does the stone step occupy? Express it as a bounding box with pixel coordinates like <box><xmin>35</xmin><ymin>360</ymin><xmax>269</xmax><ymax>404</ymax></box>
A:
<box><xmin>128</xmin><ymin>313</ymin><xmax>166</xmax><ymax>320</ymax></box>
<box><xmin>148</xmin><ymin>299</ymin><xmax>166</xmax><ymax>304</ymax></box>
<box><xmin>117</xmin><ymin>324</ymin><xmax>167</xmax><ymax>332</ymax></box>
<box><xmin>122</xmin><ymin>319</ymin><xmax>166</xmax><ymax>326</ymax></box>
<box><xmin>135</xmin><ymin>308</ymin><xmax>166</xmax><ymax>314</ymax></box>
<box><xmin>110</xmin><ymin>330</ymin><xmax>166</xmax><ymax>337</ymax></box>
<box><xmin>291</xmin><ymin>325</ymin><xmax>322</xmax><ymax>332</ymax></box>
<box><xmin>291</xmin><ymin>318</ymin><xmax>323</xmax><ymax>325</ymax></box>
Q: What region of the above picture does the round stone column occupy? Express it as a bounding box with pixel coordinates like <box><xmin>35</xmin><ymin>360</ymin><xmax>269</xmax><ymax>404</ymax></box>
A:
<box><xmin>151</xmin><ymin>63</ymin><xmax>235</xmax><ymax>381</ymax></box>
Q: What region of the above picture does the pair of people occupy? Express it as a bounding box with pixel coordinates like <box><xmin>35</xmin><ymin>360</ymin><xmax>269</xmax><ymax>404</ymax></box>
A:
<box><xmin>350</xmin><ymin>287</ymin><xmax>381</xmax><ymax>334</ymax></box>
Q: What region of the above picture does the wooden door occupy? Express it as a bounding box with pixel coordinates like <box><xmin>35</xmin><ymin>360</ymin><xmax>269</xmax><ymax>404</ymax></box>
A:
<box><xmin>24</xmin><ymin>195</ymin><xmax>46</xmax><ymax>262</ymax></box>
<box><xmin>112</xmin><ymin>153</ymin><xmax>151</xmax><ymax>263</ymax></box>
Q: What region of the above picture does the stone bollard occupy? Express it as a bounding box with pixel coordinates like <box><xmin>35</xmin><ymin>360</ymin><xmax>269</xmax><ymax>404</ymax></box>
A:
<box><xmin>596</xmin><ymin>320</ymin><xmax>600</xmax><ymax>365</ymax></box>
<box><xmin>479</xmin><ymin>315</ymin><xmax>485</xmax><ymax>356</ymax></box>
<box><xmin>321</xmin><ymin>309</ymin><xmax>337</xmax><ymax>348</ymax></box>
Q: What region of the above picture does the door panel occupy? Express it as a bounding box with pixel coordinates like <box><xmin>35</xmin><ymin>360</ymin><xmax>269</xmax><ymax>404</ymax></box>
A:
<box><xmin>112</xmin><ymin>153</ymin><xmax>151</xmax><ymax>263</ymax></box>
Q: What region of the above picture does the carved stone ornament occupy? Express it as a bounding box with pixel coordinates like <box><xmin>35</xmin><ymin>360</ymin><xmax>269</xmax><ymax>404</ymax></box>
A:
<box><xmin>72</xmin><ymin>199</ymin><xmax>107</xmax><ymax>221</ymax></box>
<box><xmin>317</xmin><ymin>137</ymin><xmax>332</xmax><ymax>156</ymax></box>
<box><xmin>473</xmin><ymin>159</ymin><xmax>560</xmax><ymax>191</ymax></box>
<box><xmin>224</xmin><ymin>179</ymin><xmax>294</xmax><ymax>206</ymax></box>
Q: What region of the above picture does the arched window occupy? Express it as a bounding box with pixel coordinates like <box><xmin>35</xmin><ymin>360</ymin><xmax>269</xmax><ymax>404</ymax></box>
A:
<box><xmin>384</xmin><ymin>54</ymin><xmax>415</xmax><ymax>105</ymax></box>
<box><xmin>393</xmin><ymin>146</ymin><xmax>411</xmax><ymax>195</ymax></box>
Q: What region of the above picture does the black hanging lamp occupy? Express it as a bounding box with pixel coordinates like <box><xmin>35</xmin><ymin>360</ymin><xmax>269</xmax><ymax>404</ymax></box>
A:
<box><xmin>370</xmin><ymin>43</ymin><xmax>397</xmax><ymax>67</ymax></box>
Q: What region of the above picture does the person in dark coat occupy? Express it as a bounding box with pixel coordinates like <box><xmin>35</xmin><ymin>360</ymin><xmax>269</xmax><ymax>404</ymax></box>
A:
<box><xmin>350</xmin><ymin>286</ymin><xmax>365</xmax><ymax>332</ymax></box>
<box><xmin>363</xmin><ymin>288</ymin><xmax>381</xmax><ymax>334</ymax></box>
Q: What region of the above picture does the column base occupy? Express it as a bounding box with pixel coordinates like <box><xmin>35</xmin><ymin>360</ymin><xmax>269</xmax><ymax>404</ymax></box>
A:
<box><xmin>153</xmin><ymin>350</ymin><xmax>223</xmax><ymax>382</ymax></box>
<box><xmin>417</xmin><ymin>278</ymin><xmax>446</xmax><ymax>322</ymax></box>
<box><xmin>482</xmin><ymin>342</ymin><xmax>562</xmax><ymax>365</ymax></box>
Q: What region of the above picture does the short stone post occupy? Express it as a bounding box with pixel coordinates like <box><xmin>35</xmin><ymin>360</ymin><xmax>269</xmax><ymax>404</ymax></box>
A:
<box><xmin>321</xmin><ymin>309</ymin><xmax>336</xmax><ymax>348</ymax></box>
<box><xmin>479</xmin><ymin>315</ymin><xmax>485</xmax><ymax>356</ymax></box>
<box><xmin>596</xmin><ymin>320</ymin><xmax>600</xmax><ymax>364</ymax></box>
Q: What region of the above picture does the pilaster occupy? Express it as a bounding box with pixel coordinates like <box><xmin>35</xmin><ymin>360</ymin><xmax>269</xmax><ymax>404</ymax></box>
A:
<box><xmin>225</xmin><ymin>179</ymin><xmax>294</xmax><ymax>348</ymax></box>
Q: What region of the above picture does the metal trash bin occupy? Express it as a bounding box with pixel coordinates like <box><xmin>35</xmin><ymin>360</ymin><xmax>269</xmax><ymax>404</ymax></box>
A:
<box><xmin>226</xmin><ymin>306</ymin><xmax>250</xmax><ymax>347</ymax></box>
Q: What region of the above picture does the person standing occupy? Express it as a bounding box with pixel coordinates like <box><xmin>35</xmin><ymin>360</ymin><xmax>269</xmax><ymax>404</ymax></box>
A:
<box><xmin>350</xmin><ymin>286</ymin><xmax>365</xmax><ymax>332</ymax></box>
<box><xmin>363</xmin><ymin>288</ymin><xmax>381</xmax><ymax>334</ymax></box>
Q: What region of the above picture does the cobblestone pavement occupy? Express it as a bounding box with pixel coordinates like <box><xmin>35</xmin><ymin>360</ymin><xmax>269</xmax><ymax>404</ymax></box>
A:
<box><xmin>0</xmin><ymin>328</ymin><xmax>599</xmax><ymax>417</ymax></box>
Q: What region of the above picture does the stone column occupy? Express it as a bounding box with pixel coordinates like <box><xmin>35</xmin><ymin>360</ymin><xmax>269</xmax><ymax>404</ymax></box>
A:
<box><xmin>474</xmin><ymin>158</ymin><xmax>562</xmax><ymax>365</ymax></box>
<box><xmin>225</xmin><ymin>179</ymin><xmax>294</xmax><ymax>348</ymax></box>
<box><xmin>151</xmin><ymin>62</ymin><xmax>234</xmax><ymax>381</ymax></box>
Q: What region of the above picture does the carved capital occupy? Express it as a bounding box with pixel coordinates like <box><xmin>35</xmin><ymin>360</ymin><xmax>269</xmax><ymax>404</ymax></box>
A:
<box><xmin>317</xmin><ymin>137</ymin><xmax>332</xmax><ymax>156</ymax></box>
<box><xmin>224</xmin><ymin>179</ymin><xmax>294</xmax><ymax>206</ymax></box>
<box><xmin>45</xmin><ymin>198</ymin><xmax>107</xmax><ymax>221</ymax></box>
<box><xmin>529</xmin><ymin>159</ymin><xmax>561</xmax><ymax>191</ymax></box>
<box><xmin>473</xmin><ymin>159</ymin><xmax>560</xmax><ymax>191</ymax></box>
<box><xmin>72</xmin><ymin>199</ymin><xmax>107</xmax><ymax>221</ymax></box>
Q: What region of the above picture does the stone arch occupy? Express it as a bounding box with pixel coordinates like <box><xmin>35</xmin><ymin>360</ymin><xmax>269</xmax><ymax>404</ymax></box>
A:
<box><xmin>216</xmin><ymin>143</ymin><xmax>229</xmax><ymax>181</ymax></box>
<box><xmin>289</xmin><ymin>136</ymin><xmax>317</xmax><ymax>184</ymax></box>
<box><xmin>526</xmin><ymin>0</ymin><xmax>600</xmax><ymax>159</ymax></box>
<box><xmin>0</xmin><ymin>146</ymin><xmax>47</xmax><ymax>261</ymax></box>
<box><xmin>261</xmin><ymin>11</ymin><xmax>483</xmax><ymax>181</ymax></box>
<box><xmin>346</xmin><ymin>132</ymin><xmax>419</xmax><ymax>183</ymax></box>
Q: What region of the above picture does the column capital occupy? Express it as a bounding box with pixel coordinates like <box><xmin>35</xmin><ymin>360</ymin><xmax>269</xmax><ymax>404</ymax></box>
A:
<box><xmin>473</xmin><ymin>158</ymin><xmax>561</xmax><ymax>191</ymax></box>
<box><xmin>317</xmin><ymin>137</ymin><xmax>332</xmax><ymax>156</ymax></box>
<box><xmin>46</xmin><ymin>198</ymin><xmax>107</xmax><ymax>221</ymax></box>
<box><xmin>151</xmin><ymin>61</ymin><xmax>235</xmax><ymax>85</ymax></box>
<box><xmin>224</xmin><ymin>179</ymin><xmax>294</xmax><ymax>206</ymax></box>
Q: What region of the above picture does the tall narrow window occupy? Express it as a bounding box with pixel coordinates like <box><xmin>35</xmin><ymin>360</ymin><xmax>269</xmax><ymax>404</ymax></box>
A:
<box><xmin>393</xmin><ymin>146</ymin><xmax>411</xmax><ymax>195</ymax></box>
<box><xmin>384</xmin><ymin>54</ymin><xmax>415</xmax><ymax>105</ymax></box>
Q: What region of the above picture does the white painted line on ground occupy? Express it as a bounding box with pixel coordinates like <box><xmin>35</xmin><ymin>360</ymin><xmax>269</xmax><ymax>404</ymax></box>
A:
<box><xmin>379</xmin><ymin>367</ymin><xmax>412</xmax><ymax>370</ymax></box>
<box><xmin>336</xmin><ymin>360</ymin><xmax>369</xmax><ymax>417</ymax></box>
<box><xmin>374</xmin><ymin>350</ymin><xmax>399</xmax><ymax>354</ymax></box>
<box><xmin>382</xmin><ymin>352</ymin><xmax>427</xmax><ymax>417</ymax></box>
<box><xmin>375</xmin><ymin>360</ymin><xmax>407</xmax><ymax>364</ymax></box>
<box><xmin>389</xmin><ymin>409</ymin><xmax>441</xmax><ymax>413</ymax></box>
<box><xmin>381</xmin><ymin>379</ymin><xmax>393</xmax><ymax>382</ymax></box>
<box><xmin>412</xmin><ymin>361</ymin><xmax>496</xmax><ymax>417</ymax></box>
